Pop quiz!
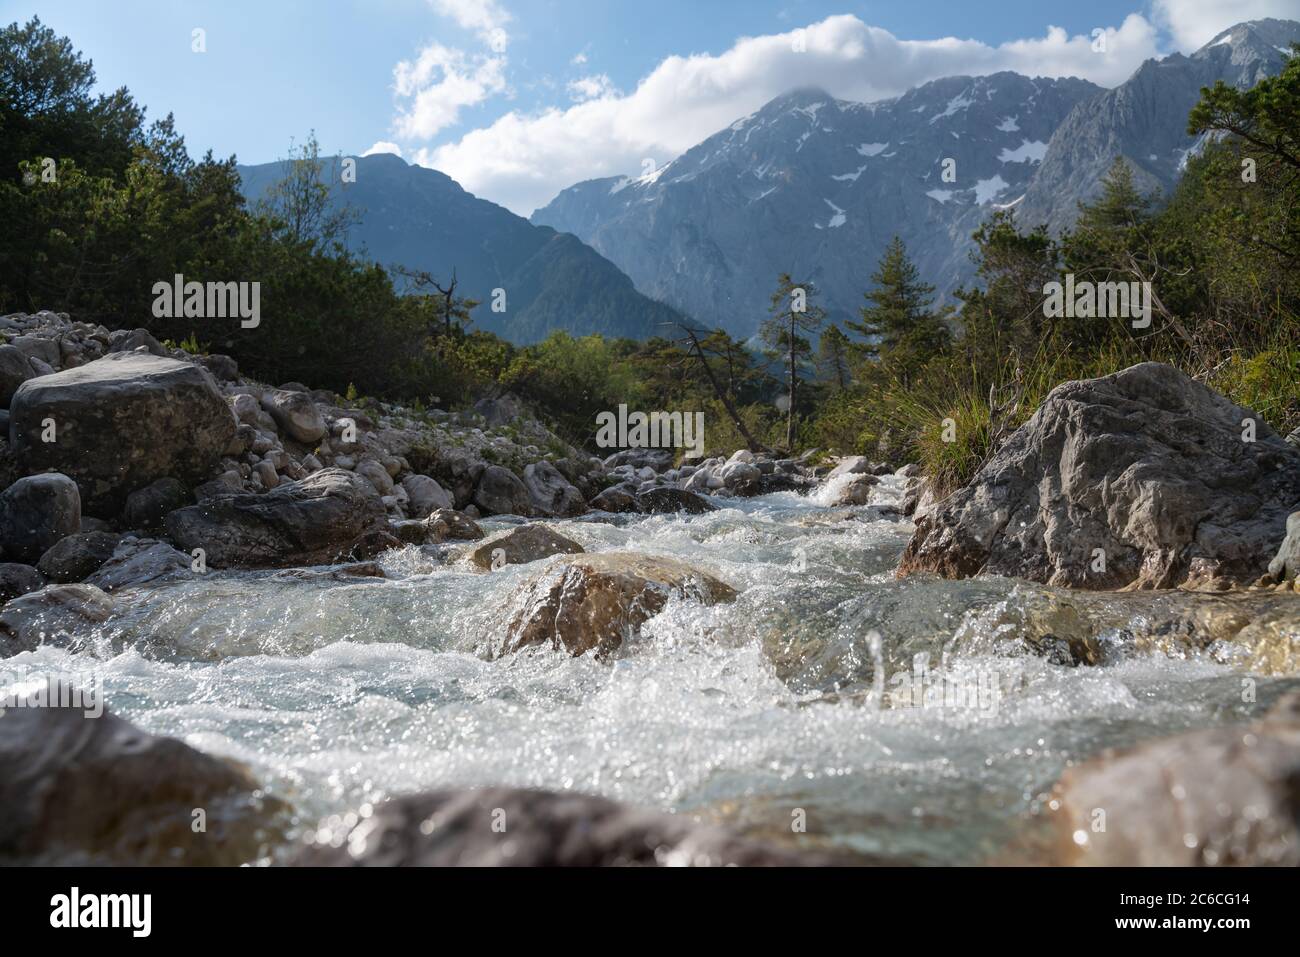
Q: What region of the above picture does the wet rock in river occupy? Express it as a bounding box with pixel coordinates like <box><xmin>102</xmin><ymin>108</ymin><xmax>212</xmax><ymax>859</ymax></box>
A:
<box><xmin>0</xmin><ymin>583</ymin><xmax>120</xmax><ymax>657</ymax></box>
<box><xmin>0</xmin><ymin>473</ymin><xmax>81</xmax><ymax>563</ymax></box>
<box><xmin>503</xmin><ymin>552</ymin><xmax>736</xmax><ymax>657</ymax></box>
<box><xmin>468</xmin><ymin>523</ymin><xmax>584</xmax><ymax>570</ymax></box>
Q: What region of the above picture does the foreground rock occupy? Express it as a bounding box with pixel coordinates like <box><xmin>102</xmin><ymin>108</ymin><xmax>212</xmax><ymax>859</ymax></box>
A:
<box><xmin>899</xmin><ymin>363</ymin><xmax>1300</xmax><ymax>589</ymax></box>
<box><xmin>291</xmin><ymin>787</ymin><xmax>848</xmax><ymax>866</ymax></box>
<box><xmin>504</xmin><ymin>553</ymin><xmax>736</xmax><ymax>657</ymax></box>
<box><xmin>0</xmin><ymin>695</ymin><xmax>285</xmax><ymax>865</ymax></box>
<box><xmin>469</xmin><ymin>524</ymin><xmax>584</xmax><ymax>570</ymax></box>
<box><xmin>8</xmin><ymin>353</ymin><xmax>235</xmax><ymax>514</ymax></box>
<box><xmin>164</xmin><ymin>468</ymin><xmax>386</xmax><ymax>568</ymax></box>
<box><xmin>0</xmin><ymin>473</ymin><xmax>81</xmax><ymax>563</ymax></box>
<box><xmin>1051</xmin><ymin>693</ymin><xmax>1300</xmax><ymax>865</ymax></box>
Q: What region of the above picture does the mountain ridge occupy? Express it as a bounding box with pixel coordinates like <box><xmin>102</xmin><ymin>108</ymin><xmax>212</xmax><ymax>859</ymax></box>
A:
<box><xmin>237</xmin><ymin>153</ymin><xmax>686</xmax><ymax>344</ymax></box>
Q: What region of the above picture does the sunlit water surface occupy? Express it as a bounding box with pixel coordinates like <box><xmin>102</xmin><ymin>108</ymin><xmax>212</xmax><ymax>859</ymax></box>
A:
<box><xmin>4</xmin><ymin>476</ymin><xmax>1296</xmax><ymax>864</ymax></box>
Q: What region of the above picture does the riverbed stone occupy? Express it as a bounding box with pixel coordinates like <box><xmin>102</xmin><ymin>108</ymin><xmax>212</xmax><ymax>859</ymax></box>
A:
<box><xmin>469</xmin><ymin>524</ymin><xmax>584</xmax><ymax>570</ymax></box>
<box><xmin>260</xmin><ymin>388</ymin><xmax>327</xmax><ymax>445</ymax></box>
<box><xmin>84</xmin><ymin>537</ymin><xmax>193</xmax><ymax>592</ymax></box>
<box><xmin>0</xmin><ymin>583</ymin><xmax>119</xmax><ymax>657</ymax></box>
<box><xmin>473</xmin><ymin>465</ymin><xmax>533</xmax><ymax>517</ymax></box>
<box><xmin>0</xmin><ymin>563</ymin><xmax>44</xmax><ymax>603</ymax></box>
<box><xmin>0</xmin><ymin>473</ymin><xmax>81</xmax><ymax>563</ymax></box>
<box><xmin>522</xmin><ymin>461</ymin><xmax>586</xmax><ymax>517</ymax></box>
<box><xmin>164</xmin><ymin>468</ymin><xmax>386</xmax><ymax>568</ymax></box>
<box><xmin>35</xmin><ymin>531</ymin><xmax>122</xmax><ymax>583</ymax></box>
<box><xmin>400</xmin><ymin>474</ymin><xmax>453</xmax><ymax>518</ymax></box>
<box><xmin>504</xmin><ymin>552</ymin><xmax>737</xmax><ymax>657</ymax></box>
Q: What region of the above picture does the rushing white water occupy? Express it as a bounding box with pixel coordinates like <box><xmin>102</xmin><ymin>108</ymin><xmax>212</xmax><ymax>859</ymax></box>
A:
<box><xmin>3</xmin><ymin>476</ymin><xmax>1296</xmax><ymax>864</ymax></box>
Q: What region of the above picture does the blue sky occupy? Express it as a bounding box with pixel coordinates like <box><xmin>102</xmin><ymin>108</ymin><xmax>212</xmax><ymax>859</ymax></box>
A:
<box><xmin>9</xmin><ymin>0</ymin><xmax>1293</xmax><ymax>213</ymax></box>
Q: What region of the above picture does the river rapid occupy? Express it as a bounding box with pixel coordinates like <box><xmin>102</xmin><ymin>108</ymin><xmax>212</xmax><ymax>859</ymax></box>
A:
<box><xmin>4</xmin><ymin>474</ymin><xmax>1297</xmax><ymax>864</ymax></box>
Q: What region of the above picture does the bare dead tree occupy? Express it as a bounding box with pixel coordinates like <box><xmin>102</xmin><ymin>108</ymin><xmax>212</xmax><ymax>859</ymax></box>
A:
<box><xmin>670</xmin><ymin>322</ymin><xmax>772</xmax><ymax>454</ymax></box>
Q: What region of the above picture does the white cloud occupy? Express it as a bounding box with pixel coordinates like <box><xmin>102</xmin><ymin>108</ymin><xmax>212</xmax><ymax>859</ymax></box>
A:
<box><xmin>431</xmin><ymin>0</ymin><xmax>511</xmax><ymax>51</ymax></box>
<box><xmin>362</xmin><ymin>141</ymin><xmax>403</xmax><ymax>157</ymax></box>
<box><xmin>392</xmin><ymin>42</ymin><xmax>507</xmax><ymax>139</ymax></box>
<box><xmin>1152</xmin><ymin>0</ymin><xmax>1297</xmax><ymax>51</ymax></box>
<box><xmin>419</xmin><ymin>13</ymin><xmax>1162</xmax><ymax>215</ymax></box>
<box><xmin>571</xmin><ymin>51</ymin><xmax>588</xmax><ymax>66</ymax></box>
<box><xmin>567</xmin><ymin>74</ymin><xmax>616</xmax><ymax>102</ymax></box>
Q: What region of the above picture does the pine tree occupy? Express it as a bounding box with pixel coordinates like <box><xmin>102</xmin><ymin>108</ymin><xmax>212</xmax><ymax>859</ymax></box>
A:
<box><xmin>816</xmin><ymin>324</ymin><xmax>852</xmax><ymax>391</ymax></box>
<box><xmin>761</xmin><ymin>273</ymin><xmax>825</xmax><ymax>450</ymax></box>
<box><xmin>848</xmin><ymin>236</ymin><xmax>936</xmax><ymax>359</ymax></box>
<box><xmin>848</xmin><ymin>237</ymin><xmax>949</xmax><ymax>383</ymax></box>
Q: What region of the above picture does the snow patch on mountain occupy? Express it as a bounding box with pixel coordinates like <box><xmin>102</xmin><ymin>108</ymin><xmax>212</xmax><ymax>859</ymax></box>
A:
<box><xmin>998</xmin><ymin>139</ymin><xmax>1048</xmax><ymax>163</ymax></box>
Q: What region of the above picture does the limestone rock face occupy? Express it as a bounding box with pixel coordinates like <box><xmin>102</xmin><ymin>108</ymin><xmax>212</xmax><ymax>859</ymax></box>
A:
<box><xmin>291</xmin><ymin>787</ymin><xmax>848</xmax><ymax>867</ymax></box>
<box><xmin>504</xmin><ymin>552</ymin><xmax>736</xmax><ymax>657</ymax></box>
<box><xmin>899</xmin><ymin>363</ymin><xmax>1300</xmax><ymax>589</ymax></box>
<box><xmin>1051</xmin><ymin>693</ymin><xmax>1300</xmax><ymax>866</ymax></box>
<box><xmin>0</xmin><ymin>696</ymin><xmax>284</xmax><ymax>865</ymax></box>
<box><xmin>8</xmin><ymin>353</ymin><xmax>235</xmax><ymax>514</ymax></box>
<box><xmin>164</xmin><ymin>468</ymin><xmax>386</xmax><ymax>568</ymax></box>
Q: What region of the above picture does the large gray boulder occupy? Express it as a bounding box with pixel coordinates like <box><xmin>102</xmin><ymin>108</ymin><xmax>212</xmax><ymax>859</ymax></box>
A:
<box><xmin>0</xmin><ymin>473</ymin><xmax>81</xmax><ymax>563</ymax></box>
<box><xmin>164</xmin><ymin>468</ymin><xmax>386</xmax><ymax>568</ymax></box>
<box><xmin>899</xmin><ymin>363</ymin><xmax>1300</xmax><ymax>589</ymax></box>
<box><xmin>8</xmin><ymin>353</ymin><xmax>235</xmax><ymax>514</ymax></box>
<box><xmin>1052</xmin><ymin>692</ymin><xmax>1300</xmax><ymax>866</ymax></box>
<box><xmin>0</xmin><ymin>694</ymin><xmax>285</xmax><ymax>865</ymax></box>
<box><xmin>522</xmin><ymin>461</ymin><xmax>586</xmax><ymax>517</ymax></box>
<box><xmin>291</xmin><ymin>787</ymin><xmax>847</xmax><ymax>867</ymax></box>
<box><xmin>473</xmin><ymin>465</ymin><xmax>533</xmax><ymax>517</ymax></box>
